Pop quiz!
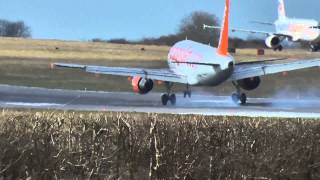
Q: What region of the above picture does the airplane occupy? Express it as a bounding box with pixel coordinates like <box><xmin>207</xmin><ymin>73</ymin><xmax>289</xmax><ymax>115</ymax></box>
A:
<box><xmin>53</xmin><ymin>0</ymin><xmax>320</xmax><ymax>105</ymax></box>
<box><xmin>203</xmin><ymin>0</ymin><xmax>320</xmax><ymax>52</ymax></box>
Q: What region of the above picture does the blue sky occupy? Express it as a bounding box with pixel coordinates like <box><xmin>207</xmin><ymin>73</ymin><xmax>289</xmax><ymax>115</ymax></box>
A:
<box><xmin>0</xmin><ymin>0</ymin><xmax>319</xmax><ymax>41</ymax></box>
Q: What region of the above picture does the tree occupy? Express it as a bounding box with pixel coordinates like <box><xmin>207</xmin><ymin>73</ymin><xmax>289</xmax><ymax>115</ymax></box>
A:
<box><xmin>108</xmin><ymin>38</ymin><xmax>131</xmax><ymax>44</ymax></box>
<box><xmin>0</xmin><ymin>19</ymin><xmax>31</xmax><ymax>38</ymax></box>
<box><xmin>139</xmin><ymin>35</ymin><xmax>182</xmax><ymax>46</ymax></box>
<box><xmin>104</xmin><ymin>11</ymin><xmax>220</xmax><ymax>46</ymax></box>
<box><xmin>178</xmin><ymin>11</ymin><xmax>219</xmax><ymax>46</ymax></box>
<box><xmin>137</xmin><ymin>11</ymin><xmax>220</xmax><ymax>46</ymax></box>
<box><xmin>0</xmin><ymin>20</ymin><xmax>9</xmax><ymax>37</ymax></box>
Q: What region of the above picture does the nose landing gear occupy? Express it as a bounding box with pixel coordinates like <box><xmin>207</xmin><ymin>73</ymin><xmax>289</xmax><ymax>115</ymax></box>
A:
<box><xmin>183</xmin><ymin>84</ymin><xmax>192</xmax><ymax>98</ymax></box>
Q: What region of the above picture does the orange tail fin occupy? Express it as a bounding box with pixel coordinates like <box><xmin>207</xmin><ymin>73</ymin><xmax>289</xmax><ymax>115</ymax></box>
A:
<box><xmin>278</xmin><ymin>0</ymin><xmax>287</xmax><ymax>20</ymax></box>
<box><xmin>217</xmin><ymin>0</ymin><xmax>230</xmax><ymax>56</ymax></box>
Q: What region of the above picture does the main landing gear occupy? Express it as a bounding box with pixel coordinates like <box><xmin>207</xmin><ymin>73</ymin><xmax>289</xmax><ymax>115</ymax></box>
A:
<box><xmin>161</xmin><ymin>83</ymin><xmax>192</xmax><ymax>106</ymax></box>
<box><xmin>161</xmin><ymin>82</ymin><xmax>176</xmax><ymax>106</ymax></box>
<box><xmin>231</xmin><ymin>81</ymin><xmax>247</xmax><ymax>105</ymax></box>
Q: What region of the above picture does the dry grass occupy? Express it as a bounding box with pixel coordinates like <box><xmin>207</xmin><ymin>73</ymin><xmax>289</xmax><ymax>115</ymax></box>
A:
<box><xmin>1</xmin><ymin>37</ymin><xmax>319</xmax><ymax>63</ymax></box>
<box><xmin>0</xmin><ymin>110</ymin><xmax>319</xmax><ymax>179</ymax></box>
<box><xmin>0</xmin><ymin>37</ymin><xmax>169</xmax><ymax>62</ymax></box>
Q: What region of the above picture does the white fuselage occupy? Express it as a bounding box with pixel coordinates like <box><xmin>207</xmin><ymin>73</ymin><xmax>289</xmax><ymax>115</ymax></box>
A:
<box><xmin>167</xmin><ymin>40</ymin><xmax>234</xmax><ymax>86</ymax></box>
<box><xmin>275</xmin><ymin>18</ymin><xmax>320</xmax><ymax>41</ymax></box>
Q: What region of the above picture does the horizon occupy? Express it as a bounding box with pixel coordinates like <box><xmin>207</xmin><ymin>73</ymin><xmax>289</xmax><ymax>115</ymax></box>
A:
<box><xmin>0</xmin><ymin>0</ymin><xmax>319</xmax><ymax>41</ymax></box>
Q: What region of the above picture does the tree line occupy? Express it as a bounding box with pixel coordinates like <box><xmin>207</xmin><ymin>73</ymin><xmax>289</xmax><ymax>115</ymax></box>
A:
<box><xmin>94</xmin><ymin>11</ymin><xmax>265</xmax><ymax>48</ymax></box>
<box><xmin>0</xmin><ymin>19</ymin><xmax>31</xmax><ymax>38</ymax></box>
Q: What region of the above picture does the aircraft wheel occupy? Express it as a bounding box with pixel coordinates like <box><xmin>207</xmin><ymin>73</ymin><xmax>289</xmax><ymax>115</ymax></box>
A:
<box><xmin>310</xmin><ymin>45</ymin><xmax>315</xmax><ymax>52</ymax></box>
<box><xmin>169</xmin><ymin>94</ymin><xmax>176</xmax><ymax>105</ymax></box>
<box><xmin>310</xmin><ymin>45</ymin><xmax>319</xmax><ymax>52</ymax></box>
<box><xmin>231</xmin><ymin>93</ymin><xmax>247</xmax><ymax>105</ymax></box>
<box><xmin>161</xmin><ymin>94</ymin><xmax>169</xmax><ymax>106</ymax></box>
<box><xmin>240</xmin><ymin>93</ymin><xmax>247</xmax><ymax>105</ymax></box>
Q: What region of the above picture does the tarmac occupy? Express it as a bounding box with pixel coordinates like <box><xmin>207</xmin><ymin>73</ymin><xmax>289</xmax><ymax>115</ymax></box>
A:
<box><xmin>0</xmin><ymin>84</ymin><xmax>320</xmax><ymax>118</ymax></box>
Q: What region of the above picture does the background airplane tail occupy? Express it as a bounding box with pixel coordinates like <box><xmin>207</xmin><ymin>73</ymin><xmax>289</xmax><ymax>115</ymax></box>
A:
<box><xmin>278</xmin><ymin>0</ymin><xmax>287</xmax><ymax>20</ymax></box>
<box><xmin>217</xmin><ymin>0</ymin><xmax>230</xmax><ymax>56</ymax></box>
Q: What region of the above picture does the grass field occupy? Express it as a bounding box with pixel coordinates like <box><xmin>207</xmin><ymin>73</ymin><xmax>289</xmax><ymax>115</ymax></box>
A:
<box><xmin>0</xmin><ymin>37</ymin><xmax>320</xmax><ymax>96</ymax></box>
<box><xmin>0</xmin><ymin>110</ymin><xmax>319</xmax><ymax>179</ymax></box>
<box><xmin>0</xmin><ymin>37</ymin><xmax>169</xmax><ymax>61</ymax></box>
<box><xmin>1</xmin><ymin>38</ymin><xmax>320</xmax><ymax>179</ymax></box>
<box><xmin>1</xmin><ymin>37</ymin><xmax>319</xmax><ymax>62</ymax></box>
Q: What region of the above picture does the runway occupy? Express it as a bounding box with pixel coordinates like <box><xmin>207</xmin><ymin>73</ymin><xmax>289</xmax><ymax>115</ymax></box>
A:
<box><xmin>0</xmin><ymin>84</ymin><xmax>320</xmax><ymax>118</ymax></box>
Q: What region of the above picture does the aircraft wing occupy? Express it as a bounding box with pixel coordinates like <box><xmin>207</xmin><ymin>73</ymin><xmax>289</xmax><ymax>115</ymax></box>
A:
<box><xmin>203</xmin><ymin>24</ymin><xmax>291</xmax><ymax>37</ymax></box>
<box><xmin>230</xmin><ymin>59</ymin><xmax>320</xmax><ymax>80</ymax></box>
<box><xmin>53</xmin><ymin>63</ymin><xmax>188</xmax><ymax>84</ymax></box>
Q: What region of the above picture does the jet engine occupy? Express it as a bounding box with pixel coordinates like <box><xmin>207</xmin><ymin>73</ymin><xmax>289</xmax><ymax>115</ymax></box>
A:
<box><xmin>237</xmin><ymin>77</ymin><xmax>261</xmax><ymax>91</ymax></box>
<box><xmin>265</xmin><ymin>35</ymin><xmax>281</xmax><ymax>48</ymax></box>
<box><xmin>131</xmin><ymin>76</ymin><xmax>154</xmax><ymax>94</ymax></box>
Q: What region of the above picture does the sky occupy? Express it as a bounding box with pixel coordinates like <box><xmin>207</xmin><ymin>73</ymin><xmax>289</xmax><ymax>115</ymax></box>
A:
<box><xmin>0</xmin><ymin>0</ymin><xmax>319</xmax><ymax>41</ymax></box>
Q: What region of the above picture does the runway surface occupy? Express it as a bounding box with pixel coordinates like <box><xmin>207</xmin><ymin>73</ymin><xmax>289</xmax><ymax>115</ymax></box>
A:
<box><xmin>0</xmin><ymin>85</ymin><xmax>320</xmax><ymax>118</ymax></box>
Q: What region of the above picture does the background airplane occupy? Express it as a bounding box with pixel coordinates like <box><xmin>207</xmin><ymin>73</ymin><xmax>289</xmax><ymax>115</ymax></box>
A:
<box><xmin>54</xmin><ymin>0</ymin><xmax>320</xmax><ymax>105</ymax></box>
<box><xmin>204</xmin><ymin>0</ymin><xmax>320</xmax><ymax>51</ymax></box>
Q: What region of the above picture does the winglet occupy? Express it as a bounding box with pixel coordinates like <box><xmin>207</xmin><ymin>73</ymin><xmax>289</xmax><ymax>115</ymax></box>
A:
<box><xmin>217</xmin><ymin>0</ymin><xmax>230</xmax><ymax>56</ymax></box>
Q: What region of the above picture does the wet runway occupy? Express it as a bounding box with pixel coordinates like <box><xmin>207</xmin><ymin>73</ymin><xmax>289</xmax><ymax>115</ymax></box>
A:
<box><xmin>0</xmin><ymin>85</ymin><xmax>320</xmax><ymax>118</ymax></box>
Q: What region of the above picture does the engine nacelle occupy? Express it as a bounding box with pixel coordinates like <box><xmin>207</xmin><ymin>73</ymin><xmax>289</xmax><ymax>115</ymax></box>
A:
<box><xmin>237</xmin><ymin>77</ymin><xmax>261</xmax><ymax>91</ymax></box>
<box><xmin>131</xmin><ymin>76</ymin><xmax>154</xmax><ymax>94</ymax></box>
<box><xmin>265</xmin><ymin>35</ymin><xmax>281</xmax><ymax>48</ymax></box>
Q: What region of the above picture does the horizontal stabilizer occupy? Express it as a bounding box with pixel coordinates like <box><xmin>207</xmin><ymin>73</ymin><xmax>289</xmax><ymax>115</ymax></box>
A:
<box><xmin>250</xmin><ymin>21</ymin><xmax>274</xmax><ymax>26</ymax></box>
